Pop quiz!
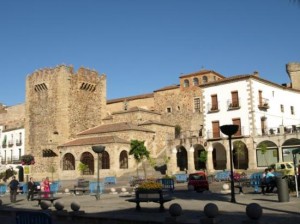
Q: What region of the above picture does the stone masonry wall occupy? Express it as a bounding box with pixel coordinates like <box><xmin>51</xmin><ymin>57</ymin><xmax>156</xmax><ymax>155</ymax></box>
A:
<box><xmin>24</xmin><ymin>65</ymin><xmax>106</xmax><ymax>176</ymax></box>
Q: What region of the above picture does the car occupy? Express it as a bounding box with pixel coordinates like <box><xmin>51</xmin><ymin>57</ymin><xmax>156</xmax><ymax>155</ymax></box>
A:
<box><xmin>270</xmin><ymin>162</ymin><xmax>295</xmax><ymax>176</ymax></box>
<box><xmin>187</xmin><ymin>171</ymin><xmax>209</xmax><ymax>192</ymax></box>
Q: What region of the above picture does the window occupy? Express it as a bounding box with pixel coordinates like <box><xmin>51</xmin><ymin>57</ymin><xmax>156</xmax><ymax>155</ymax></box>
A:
<box><xmin>212</xmin><ymin>121</ymin><xmax>220</xmax><ymax>138</ymax></box>
<box><xmin>193</xmin><ymin>78</ymin><xmax>199</xmax><ymax>86</ymax></box>
<box><xmin>166</xmin><ymin>107</ymin><xmax>172</xmax><ymax>113</ymax></box>
<box><xmin>211</xmin><ymin>95</ymin><xmax>218</xmax><ymax>110</ymax></box>
<box><xmin>101</xmin><ymin>151</ymin><xmax>110</xmax><ymax>169</ymax></box>
<box><xmin>183</xmin><ymin>79</ymin><xmax>189</xmax><ymax>87</ymax></box>
<box><xmin>232</xmin><ymin>118</ymin><xmax>241</xmax><ymax>136</ymax></box>
<box><xmin>291</xmin><ymin>106</ymin><xmax>294</xmax><ymax>115</ymax></box>
<box><xmin>194</xmin><ymin>98</ymin><xmax>201</xmax><ymax>112</ymax></box>
<box><xmin>202</xmin><ymin>76</ymin><xmax>208</xmax><ymax>83</ymax></box>
<box><xmin>63</xmin><ymin>153</ymin><xmax>75</xmax><ymax>170</ymax></box>
<box><xmin>280</xmin><ymin>104</ymin><xmax>284</xmax><ymax>113</ymax></box>
<box><xmin>119</xmin><ymin>150</ymin><xmax>128</xmax><ymax>169</ymax></box>
<box><xmin>231</xmin><ymin>91</ymin><xmax>239</xmax><ymax>107</ymax></box>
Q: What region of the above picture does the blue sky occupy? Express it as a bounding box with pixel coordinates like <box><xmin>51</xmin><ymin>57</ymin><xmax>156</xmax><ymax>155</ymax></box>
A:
<box><xmin>0</xmin><ymin>0</ymin><xmax>299</xmax><ymax>106</ymax></box>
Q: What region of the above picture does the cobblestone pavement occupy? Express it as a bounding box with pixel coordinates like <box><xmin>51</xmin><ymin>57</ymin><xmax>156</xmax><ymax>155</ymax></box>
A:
<box><xmin>0</xmin><ymin>181</ymin><xmax>300</xmax><ymax>223</ymax></box>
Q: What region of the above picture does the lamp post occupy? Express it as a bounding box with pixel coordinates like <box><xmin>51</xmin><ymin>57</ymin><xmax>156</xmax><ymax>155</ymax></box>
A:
<box><xmin>92</xmin><ymin>145</ymin><xmax>105</xmax><ymax>200</ymax></box>
<box><xmin>220</xmin><ymin>124</ymin><xmax>239</xmax><ymax>203</ymax></box>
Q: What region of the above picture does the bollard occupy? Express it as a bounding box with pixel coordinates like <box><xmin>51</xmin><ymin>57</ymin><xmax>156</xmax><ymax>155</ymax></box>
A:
<box><xmin>200</xmin><ymin>203</ymin><xmax>219</xmax><ymax>224</ymax></box>
<box><xmin>165</xmin><ymin>203</ymin><xmax>182</xmax><ymax>224</ymax></box>
<box><xmin>276</xmin><ymin>176</ymin><xmax>289</xmax><ymax>202</ymax></box>
<box><xmin>40</xmin><ymin>201</ymin><xmax>50</xmax><ymax>210</ymax></box>
<box><xmin>242</xmin><ymin>203</ymin><xmax>265</xmax><ymax>224</ymax></box>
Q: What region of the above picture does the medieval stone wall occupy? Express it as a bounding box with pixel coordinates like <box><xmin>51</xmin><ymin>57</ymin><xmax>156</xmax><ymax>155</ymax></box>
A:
<box><xmin>153</xmin><ymin>87</ymin><xmax>204</xmax><ymax>136</ymax></box>
<box><xmin>111</xmin><ymin>110</ymin><xmax>161</xmax><ymax>125</ymax></box>
<box><xmin>0</xmin><ymin>104</ymin><xmax>25</xmax><ymax>129</ymax></box>
<box><xmin>24</xmin><ymin>65</ymin><xmax>106</xmax><ymax>176</ymax></box>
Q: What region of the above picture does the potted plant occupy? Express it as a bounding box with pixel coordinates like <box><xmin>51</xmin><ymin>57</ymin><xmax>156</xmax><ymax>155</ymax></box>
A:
<box><xmin>136</xmin><ymin>181</ymin><xmax>163</xmax><ymax>193</ymax></box>
<box><xmin>21</xmin><ymin>154</ymin><xmax>35</xmax><ymax>165</ymax></box>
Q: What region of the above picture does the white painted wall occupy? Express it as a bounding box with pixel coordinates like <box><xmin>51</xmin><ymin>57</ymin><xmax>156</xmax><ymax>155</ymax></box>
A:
<box><xmin>203</xmin><ymin>77</ymin><xmax>300</xmax><ymax>138</ymax></box>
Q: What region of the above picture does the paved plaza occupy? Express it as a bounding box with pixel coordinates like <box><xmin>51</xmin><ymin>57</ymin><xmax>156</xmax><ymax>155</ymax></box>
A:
<box><xmin>0</xmin><ymin>181</ymin><xmax>300</xmax><ymax>223</ymax></box>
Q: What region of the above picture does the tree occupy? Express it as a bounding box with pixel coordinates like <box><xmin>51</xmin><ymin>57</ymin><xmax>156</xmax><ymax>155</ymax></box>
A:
<box><xmin>129</xmin><ymin>139</ymin><xmax>150</xmax><ymax>178</ymax></box>
<box><xmin>48</xmin><ymin>162</ymin><xmax>56</xmax><ymax>181</ymax></box>
<box><xmin>198</xmin><ymin>150</ymin><xmax>208</xmax><ymax>173</ymax></box>
<box><xmin>77</xmin><ymin>162</ymin><xmax>88</xmax><ymax>177</ymax></box>
<box><xmin>233</xmin><ymin>141</ymin><xmax>245</xmax><ymax>169</ymax></box>
<box><xmin>259</xmin><ymin>143</ymin><xmax>269</xmax><ymax>166</ymax></box>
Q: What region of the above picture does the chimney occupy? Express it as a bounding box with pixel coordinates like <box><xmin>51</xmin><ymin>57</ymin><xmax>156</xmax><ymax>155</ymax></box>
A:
<box><xmin>253</xmin><ymin>71</ymin><xmax>259</xmax><ymax>77</ymax></box>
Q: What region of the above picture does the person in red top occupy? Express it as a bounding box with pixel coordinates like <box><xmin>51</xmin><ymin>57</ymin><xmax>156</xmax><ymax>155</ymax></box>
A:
<box><xmin>43</xmin><ymin>177</ymin><xmax>51</xmax><ymax>198</ymax></box>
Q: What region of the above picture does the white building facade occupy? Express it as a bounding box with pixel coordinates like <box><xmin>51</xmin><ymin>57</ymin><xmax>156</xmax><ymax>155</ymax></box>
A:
<box><xmin>200</xmin><ymin>74</ymin><xmax>300</xmax><ymax>173</ymax></box>
<box><xmin>0</xmin><ymin>126</ymin><xmax>25</xmax><ymax>164</ymax></box>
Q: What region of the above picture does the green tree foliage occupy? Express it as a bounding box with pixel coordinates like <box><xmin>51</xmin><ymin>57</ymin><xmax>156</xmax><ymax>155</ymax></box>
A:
<box><xmin>77</xmin><ymin>162</ymin><xmax>88</xmax><ymax>176</ymax></box>
<box><xmin>233</xmin><ymin>141</ymin><xmax>245</xmax><ymax>169</ymax></box>
<box><xmin>259</xmin><ymin>143</ymin><xmax>269</xmax><ymax>166</ymax></box>
<box><xmin>129</xmin><ymin>140</ymin><xmax>150</xmax><ymax>178</ymax></box>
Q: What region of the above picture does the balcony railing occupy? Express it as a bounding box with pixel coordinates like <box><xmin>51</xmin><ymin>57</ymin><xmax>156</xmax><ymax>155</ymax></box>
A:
<box><xmin>258</xmin><ymin>98</ymin><xmax>269</xmax><ymax>110</ymax></box>
<box><xmin>207</xmin><ymin>103</ymin><xmax>219</xmax><ymax>113</ymax></box>
<box><xmin>257</xmin><ymin>124</ymin><xmax>300</xmax><ymax>136</ymax></box>
<box><xmin>16</xmin><ymin>139</ymin><xmax>22</xmax><ymax>146</ymax></box>
<box><xmin>8</xmin><ymin>141</ymin><xmax>14</xmax><ymax>147</ymax></box>
<box><xmin>207</xmin><ymin>126</ymin><xmax>245</xmax><ymax>139</ymax></box>
<box><xmin>227</xmin><ymin>99</ymin><xmax>240</xmax><ymax>110</ymax></box>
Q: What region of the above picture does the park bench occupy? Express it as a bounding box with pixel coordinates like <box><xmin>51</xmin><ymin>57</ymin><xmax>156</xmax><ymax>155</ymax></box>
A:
<box><xmin>104</xmin><ymin>176</ymin><xmax>117</xmax><ymax>185</ymax></box>
<box><xmin>70</xmin><ymin>179</ymin><xmax>90</xmax><ymax>195</ymax></box>
<box><xmin>174</xmin><ymin>173</ymin><xmax>188</xmax><ymax>183</ymax></box>
<box><xmin>157</xmin><ymin>178</ymin><xmax>175</xmax><ymax>192</ymax></box>
<box><xmin>32</xmin><ymin>191</ymin><xmax>61</xmax><ymax>205</ymax></box>
<box><xmin>126</xmin><ymin>190</ymin><xmax>174</xmax><ymax>211</ymax></box>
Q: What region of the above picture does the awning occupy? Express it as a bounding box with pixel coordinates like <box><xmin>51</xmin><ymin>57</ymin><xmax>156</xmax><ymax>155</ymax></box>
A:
<box><xmin>42</xmin><ymin>149</ymin><xmax>58</xmax><ymax>157</ymax></box>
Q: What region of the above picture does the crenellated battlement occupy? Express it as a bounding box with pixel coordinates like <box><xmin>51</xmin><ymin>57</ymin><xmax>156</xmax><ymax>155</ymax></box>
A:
<box><xmin>27</xmin><ymin>64</ymin><xmax>105</xmax><ymax>84</ymax></box>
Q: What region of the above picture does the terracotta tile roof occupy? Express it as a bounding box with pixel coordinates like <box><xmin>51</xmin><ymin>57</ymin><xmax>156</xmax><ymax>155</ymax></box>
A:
<box><xmin>107</xmin><ymin>93</ymin><xmax>154</xmax><ymax>104</ymax></box>
<box><xmin>78</xmin><ymin>122</ymin><xmax>155</xmax><ymax>135</ymax></box>
<box><xmin>154</xmin><ymin>84</ymin><xmax>179</xmax><ymax>92</ymax></box>
<box><xmin>179</xmin><ymin>70</ymin><xmax>225</xmax><ymax>79</ymax></box>
<box><xmin>199</xmin><ymin>74</ymin><xmax>299</xmax><ymax>91</ymax></box>
<box><xmin>112</xmin><ymin>106</ymin><xmax>160</xmax><ymax>115</ymax></box>
<box><xmin>140</xmin><ymin>120</ymin><xmax>175</xmax><ymax>127</ymax></box>
<box><xmin>60</xmin><ymin>136</ymin><xmax>129</xmax><ymax>147</ymax></box>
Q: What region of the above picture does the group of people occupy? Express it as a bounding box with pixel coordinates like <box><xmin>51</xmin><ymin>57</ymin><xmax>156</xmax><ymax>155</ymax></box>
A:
<box><xmin>8</xmin><ymin>176</ymin><xmax>51</xmax><ymax>202</ymax></box>
<box><xmin>261</xmin><ymin>168</ymin><xmax>277</xmax><ymax>194</ymax></box>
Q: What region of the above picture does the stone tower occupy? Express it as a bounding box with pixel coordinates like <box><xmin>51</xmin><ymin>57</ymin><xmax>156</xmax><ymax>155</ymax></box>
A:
<box><xmin>24</xmin><ymin>65</ymin><xmax>106</xmax><ymax>175</ymax></box>
<box><xmin>286</xmin><ymin>62</ymin><xmax>300</xmax><ymax>90</ymax></box>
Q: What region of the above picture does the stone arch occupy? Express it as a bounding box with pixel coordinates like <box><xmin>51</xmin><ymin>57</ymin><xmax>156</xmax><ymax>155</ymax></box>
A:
<box><xmin>282</xmin><ymin>138</ymin><xmax>300</xmax><ymax>162</ymax></box>
<box><xmin>232</xmin><ymin>140</ymin><xmax>249</xmax><ymax>170</ymax></box>
<box><xmin>193</xmin><ymin>144</ymin><xmax>206</xmax><ymax>170</ymax></box>
<box><xmin>183</xmin><ymin>79</ymin><xmax>189</xmax><ymax>87</ymax></box>
<box><xmin>63</xmin><ymin>153</ymin><xmax>75</xmax><ymax>170</ymax></box>
<box><xmin>119</xmin><ymin>150</ymin><xmax>128</xmax><ymax>169</ymax></box>
<box><xmin>212</xmin><ymin>142</ymin><xmax>227</xmax><ymax>170</ymax></box>
<box><xmin>101</xmin><ymin>151</ymin><xmax>110</xmax><ymax>169</ymax></box>
<box><xmin>256</xmin><ymin>140</ymin><xmax>278</xmax><ymax>167</ymax></box>
<box><xmin>176</xmin><ymin>145</ymin><xmax>188</xmax><ymax>171</ymax></box>
<box><xmin>80</xmin><ymin>152</ymin><xmax>94</xmax><ymax>175</ymax></box>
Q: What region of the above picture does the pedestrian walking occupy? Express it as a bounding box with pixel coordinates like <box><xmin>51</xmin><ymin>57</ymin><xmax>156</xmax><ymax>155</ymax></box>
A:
<box><xmin>9</xmin><ymin>176</ymin><xmax>19</xmax><ymax>203</ymax></box>
<box><xmin>27</xmin><ymin>177</ymin><xmax>36</xmax><ymax>201</ymax></box>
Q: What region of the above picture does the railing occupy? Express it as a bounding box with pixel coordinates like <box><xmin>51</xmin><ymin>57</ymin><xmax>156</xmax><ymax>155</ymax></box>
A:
<box><xmin>257</xmin><ymin>124</ymin><xmax>300</xmax><ymax>136</ymax></box>
<box><xmin>207</xmin><ymin>102</ymin><xmax>219</xmax><ymax>113</ymax></box>
<box><xmin>16</xmin><ymin>139</ymin><xmax>22</xmax><ymax>146</ymax></box>
<box><xmin>227</xmin><ymin>99</ymin><xmax>240</xmax><ymax>110</ymax></box>
<box><xmin>258</xmin><ymin>98</ymin><xmax>269</xmax><ymax>110</ymax></box>
<box><xmin>207</xmin><ymin>126</ymin><xmax>245</xmax><ymax>139</ymax></box>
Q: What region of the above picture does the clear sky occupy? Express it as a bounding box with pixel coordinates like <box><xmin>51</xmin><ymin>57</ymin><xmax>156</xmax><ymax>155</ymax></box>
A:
<box><xmin>0</xmin><ymin>0</ymin><xmax>300</xmax><ymax>106</ymax></box>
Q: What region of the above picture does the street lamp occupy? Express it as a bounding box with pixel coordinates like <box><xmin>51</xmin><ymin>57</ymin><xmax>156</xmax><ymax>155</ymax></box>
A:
<box><xmin>220</xmin><ymin>124</ymin><xmax>239</xmax><ymax>203</ymax></box>
<box><xmin>92</xmin><ymin>145</ymin><xmax>105</xmax><ymax>200</ymax></box>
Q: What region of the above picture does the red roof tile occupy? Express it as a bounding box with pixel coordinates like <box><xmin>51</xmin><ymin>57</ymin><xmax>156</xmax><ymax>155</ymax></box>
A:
<box><xmin>60</xmin><ymin>136</ymin><xmax>129</xmax><ymax>147</ymax></box>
